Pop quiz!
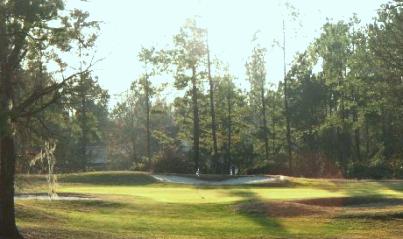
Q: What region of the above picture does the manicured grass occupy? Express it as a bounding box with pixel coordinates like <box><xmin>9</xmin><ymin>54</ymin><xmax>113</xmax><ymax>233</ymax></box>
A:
<box><xmin>16</xmin><ymin>171</ymin><xmax>403</xmax><ymax>238</ymax></box>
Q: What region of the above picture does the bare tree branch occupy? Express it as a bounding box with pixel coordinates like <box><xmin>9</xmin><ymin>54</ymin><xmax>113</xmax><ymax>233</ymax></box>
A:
<box><xmin>12</xmin><ymin>65</ymin><xmax>94</xmax><ymax>119</ymax></box>
<box><xmin>17</xmin><ymin>91</ymin><xmax>61</xmax><ymax>119</ymax></box>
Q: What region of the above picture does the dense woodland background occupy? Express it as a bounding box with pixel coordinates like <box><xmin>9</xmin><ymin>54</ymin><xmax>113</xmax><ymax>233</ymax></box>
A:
<box><xmin>13</xmin><ymin>0</ymin><xmax>403</xmax><ymax>179</ymax></box>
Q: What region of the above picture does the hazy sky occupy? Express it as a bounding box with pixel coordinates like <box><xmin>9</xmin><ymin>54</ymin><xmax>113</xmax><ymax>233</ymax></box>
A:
<box><xmin>66</xmin><ymin>0</ymin><xmax>388</xmax><ymax>106</ymax></box>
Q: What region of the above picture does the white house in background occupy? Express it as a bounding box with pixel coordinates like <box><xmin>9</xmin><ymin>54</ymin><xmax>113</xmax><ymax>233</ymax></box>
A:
<box><xmin>86</xmin><ymin>145</ymin><xmax>107</xmax><ymax>168</ymax></box>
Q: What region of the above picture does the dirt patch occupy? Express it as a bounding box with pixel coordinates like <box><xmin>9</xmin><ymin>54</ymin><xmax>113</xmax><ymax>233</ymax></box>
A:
<box><xmin>235</xmin><ymin>201</ymin><xmax>337</xmax><ymax>217</ymax></box>
<box><xmin>235</xmin><ymin>197</ymin><xmax>403</xmax><ymax>218</ymax></box>
<box><xmin>338</xmin><ymin>211</ymin><xmax>403</xmax><ymax>220</ymax></box>
<box><xmin>295</xmin><ymin>197</ymin><xmax>403</xmax><ymax>207</ymax></box>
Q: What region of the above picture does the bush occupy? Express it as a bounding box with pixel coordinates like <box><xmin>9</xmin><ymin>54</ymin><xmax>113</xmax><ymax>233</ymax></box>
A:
<box><xmin>294</xmin><ymin>152</ymin><xmax>343</xmax><ymax>178</ymax></box>
<box><xmin>152</xmin><ymin>147</ymin><xmax>194</xmax><ymax>174</ymax></box>
<box><xmin>347</xmin><ymin>163</ymin><xmax>394</xmax><ymax>179</ymax></box>
<box><xmin>245</xmin><ymin>153</ymin><xmax>289</xmax><ymax>175</ymax></box>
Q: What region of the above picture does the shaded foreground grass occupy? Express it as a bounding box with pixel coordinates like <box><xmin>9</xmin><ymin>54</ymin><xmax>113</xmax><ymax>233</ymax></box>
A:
<box><xmin>15</xmin><ymin>171</ymin><xmax>403</xmax><ymax>238</ymax></box>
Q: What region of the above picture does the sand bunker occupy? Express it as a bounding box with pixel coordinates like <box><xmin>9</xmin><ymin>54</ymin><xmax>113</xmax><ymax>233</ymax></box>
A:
<box><xmin>15</xmin><ymin>193</ymin><xmax>97</xmax><ymax>201</ymax></box>
<box><xmin>152</xmin><ymin>174</ymin><xmax>279</xmax><ymax>185</ymax></box>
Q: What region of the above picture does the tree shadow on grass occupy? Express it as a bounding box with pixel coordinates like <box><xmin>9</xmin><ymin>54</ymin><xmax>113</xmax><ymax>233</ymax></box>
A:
<box><xmin>327</xmin><ymin>180</ymin><xmax>403</xmax><ymax>206</ymax></box>
<box><xmin>226</xmin><ymin>188</ymin><xmax>403</xmax><ymax>238</ymax></box>
<box><xmin>16</xmin><ymin>198</ymin><xmax>130</xmax><ymax>237</ymax></box>
<box><xmin>17</xmin><ymin>199</ymin><xmax>126</xmax><ymax>217</ymax></box>
<box><xmin>59</xmin><ymin>172</ymin><xmax>157</xmax><ymax>186</ymax></box>
<box><xmin>226</xmin><ymin>190</ymin><xmax>291</xmax><ymax>238</ymax></box>
<box><xmin>377</xmin><ymin>180</ymin><xmax>403</xmax><ymax>193</ymax></box>
<box><xmin>287</xmin><ymin>177</ymin><xmax>403</xmax><ymax>200</ymax></box>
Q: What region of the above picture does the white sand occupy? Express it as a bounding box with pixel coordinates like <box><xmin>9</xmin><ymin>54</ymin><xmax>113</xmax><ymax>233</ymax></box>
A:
<box><xmin>15</xmin><ymin>194</ymin><xmax>97</xmax><ymax>201</ymax></box>
<box><xmin>152</xmin><ymin>174</ymin><xmax>277</xmax><ymax>185</ymax></box>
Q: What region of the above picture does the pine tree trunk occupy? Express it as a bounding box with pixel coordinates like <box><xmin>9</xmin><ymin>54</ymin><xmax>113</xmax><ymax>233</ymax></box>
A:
<box><xmin>365</xmin><ymin>120</ymin><xmax>370</xmax><ymax>160</ymax></box>
<box><xmin>283</xmin><ymin>20</ymin><xmax>293</xmax><ymax>174</ymax></box>
<box><xmin>191</xmin><ymin>66</ymin><xmax>200</xmax><ymax>171</ymax></box>
<box><xmin>78</xmin><ymin>46</ymin><xmax>88</xmax><ymax>171</ymax></box>
<box><xmin>272</xmin><ymin>96</ymin><xmax>276</xmax><ymax>155</ymax></box>
<box><xmin>80</xmin><ymin>92</ymin><xmax>88</xmax><ymax>171</ymax></box>
<box><xmin>353</xmin><ymin>110</ymin><xmax>362</xmax><ymax>162</ymax></box>
<box><xmin>227</xmin><ymin>89</ymin><xmax>232</xmax><ymax>174</ymax></box>
<box><xmin>261</xmin><ymin>86</ymin><xmax>269</xmax><ymax>162</ymax></box>
<box><xmin>354</xmin><ymin>128</ymin><xmax>361</xmax><ymax>162</ymax></box>
<box><xmin>145</xmin><ymin>76</ymin><xmax>151</xmax><ymax>170</ymax></box>
<box><xmin>207</xmin><ymin>43</ymin><xmax>218</xmax><ymax>173</ymax></box>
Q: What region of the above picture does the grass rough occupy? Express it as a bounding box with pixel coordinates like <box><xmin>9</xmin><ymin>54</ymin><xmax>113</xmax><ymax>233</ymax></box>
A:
<box><xmin>16</xmin><ymin>171</ymin><xmax>403</xmax><ymax>239</ymax></box>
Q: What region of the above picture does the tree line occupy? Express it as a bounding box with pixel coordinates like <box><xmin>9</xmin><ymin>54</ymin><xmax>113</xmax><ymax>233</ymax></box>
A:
<box><xmin>109</xmin><ymin>1</ymin><xmax>403</xmax><ymax>179</ymax></box>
